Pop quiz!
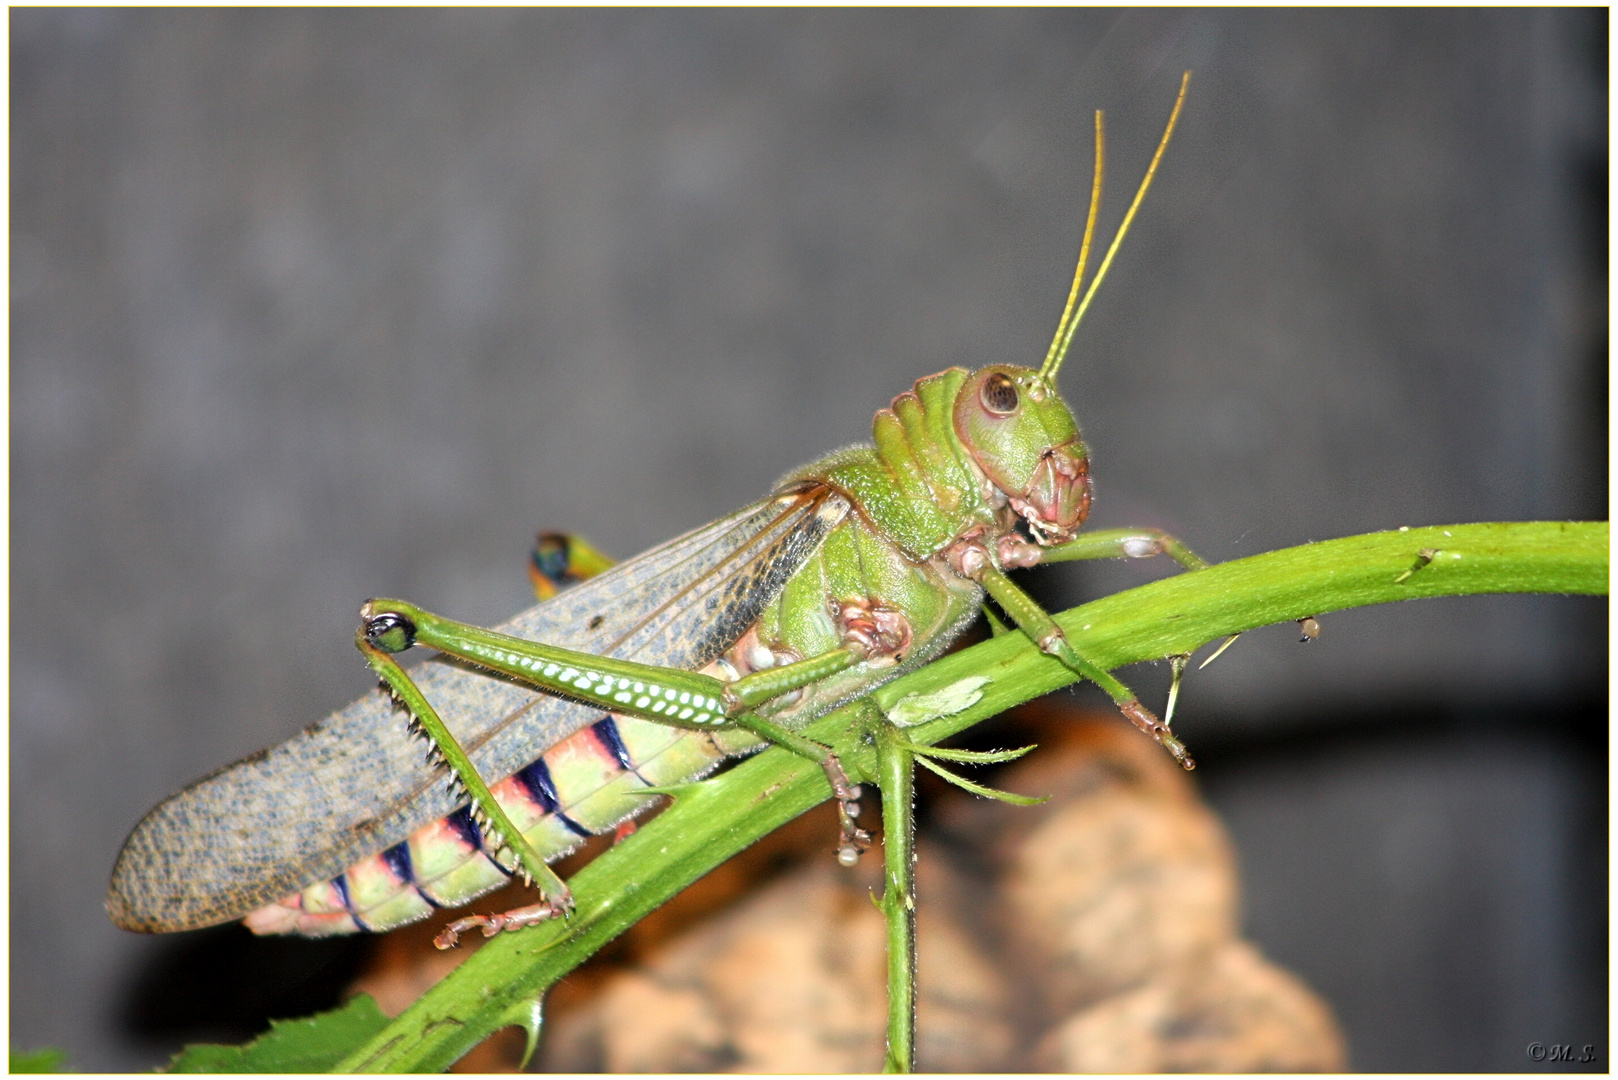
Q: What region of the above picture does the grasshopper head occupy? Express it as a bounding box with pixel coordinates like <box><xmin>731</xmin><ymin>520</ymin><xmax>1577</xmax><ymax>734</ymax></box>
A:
<box><xmin>954</xmin><ymin>365</ymin><xmax>1090</xmax><ymax>545</ymax></box>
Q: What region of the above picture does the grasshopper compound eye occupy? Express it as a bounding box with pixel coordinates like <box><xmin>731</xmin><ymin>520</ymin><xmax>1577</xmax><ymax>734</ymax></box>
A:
<box><xmin>364</xmin><ymin>611</ymin><xmax>417</xmax><ymax>653</ymax></box>
<box><xmin>980</xmin><ymin>372</ymin><xmax>1020</xmax><ymax>415</ymax></box>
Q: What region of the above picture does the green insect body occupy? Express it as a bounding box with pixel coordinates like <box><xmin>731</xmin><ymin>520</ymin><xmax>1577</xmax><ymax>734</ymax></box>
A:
<box><xmin>107</xmin><ymin>74</ymin><xmax>1200</xmax><ymax>944</ymax></box>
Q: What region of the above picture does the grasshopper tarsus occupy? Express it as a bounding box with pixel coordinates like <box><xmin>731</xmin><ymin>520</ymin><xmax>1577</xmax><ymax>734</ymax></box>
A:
<box><xmin>836</xmin><ymin>814</ymin><xmax>873</xmax><ymax>868</ymax></box>
<box><xmin>1119</xmin><ymin>699</ymin><xmax>1196</xmax><ymax>771</ymax></box>
<box><xmin>836</xmin><ymin>805</ymin><xmax>872</xmax><ymax>865</ymax></box>
<box><xmin>820</xmin><ymin>755</ymin><xmax>861</xmax><ymax>804</ymax></box>
<box><xmin>434</xmin><ymin>895</ymin><xmax>573</xmax><ymax>950</ymax></box>
<box><xmin>822</xmin><ymin>753</ymin><xmax>872</xmax><ymax>866</ymax></box>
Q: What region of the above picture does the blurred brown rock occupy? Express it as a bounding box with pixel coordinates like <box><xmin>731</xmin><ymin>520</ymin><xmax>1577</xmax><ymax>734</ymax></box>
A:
<box><xmin>542</xmin><ymin>850</ymin><xmax>1015</xmax><ymax>1072</ymax></box>
<box><xmin>1033</xmin><ymin>939</ymin><xmax>1346</xmax><ymax>1072</ymax></box>
<box><xmin>936</xmin><ymin>702</ymin><xmax>1240</xmax><ymax>1011</ymax></box>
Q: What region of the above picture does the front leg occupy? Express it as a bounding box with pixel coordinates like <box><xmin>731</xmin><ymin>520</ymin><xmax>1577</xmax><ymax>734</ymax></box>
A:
<box><xmin>947</xmin><ymin>541</ymin><xmax>1196</xmax><ymax>770</ymax></box>
<box><xmin>1004</xmin><ymin>525</ymin><xmax>1208</xmax><ymax>572</ymax></box>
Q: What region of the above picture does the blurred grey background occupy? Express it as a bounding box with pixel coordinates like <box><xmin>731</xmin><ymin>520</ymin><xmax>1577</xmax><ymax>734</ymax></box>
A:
<box><xmin>11</xmin><ymin>9</ymin><xmax>1606</xmax><ymax>1072</ymax></box>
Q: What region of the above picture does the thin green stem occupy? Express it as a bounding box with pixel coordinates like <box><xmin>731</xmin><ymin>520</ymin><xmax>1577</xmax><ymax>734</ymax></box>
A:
<box><xmin>876</xmin><ymin>720</ymin><xmax>917</xmax><ymax>1073</ymax></box>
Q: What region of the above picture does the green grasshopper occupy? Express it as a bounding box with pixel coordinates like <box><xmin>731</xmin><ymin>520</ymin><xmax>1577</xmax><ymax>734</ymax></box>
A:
<box><xmin>108</xmin><ymin>73</ymin><xmax>1205</xmax><ymax>949</ymax></box>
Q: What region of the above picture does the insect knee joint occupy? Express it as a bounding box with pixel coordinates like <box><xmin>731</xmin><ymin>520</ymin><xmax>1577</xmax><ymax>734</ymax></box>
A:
<box><xmin>361</xmin><ymin>607</ymin><xmax>418</xmax><ymax>653</ymax></box>
<box><xmin>1122</xmin><ymin>533</ymin><xmax>1165</xmax><ymax>558</ymax></box>
<box><xmin>944</xmin><ymin>536</ymin><xmax>993</xmax><ymax>580</ymax></box>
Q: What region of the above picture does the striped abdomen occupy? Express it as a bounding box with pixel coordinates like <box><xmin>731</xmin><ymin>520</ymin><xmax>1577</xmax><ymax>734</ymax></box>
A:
<box><xmin>243</xmin><ymin>710</ymin><xmax>757</xmax><ymax>936</ymax></box>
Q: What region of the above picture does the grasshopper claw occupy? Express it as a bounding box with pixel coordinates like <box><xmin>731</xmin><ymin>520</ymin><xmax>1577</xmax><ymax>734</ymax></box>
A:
<box><xmin>837</xmin><ymin>824</ymin><xmax>872</xmax><ymax>867</ymax></box>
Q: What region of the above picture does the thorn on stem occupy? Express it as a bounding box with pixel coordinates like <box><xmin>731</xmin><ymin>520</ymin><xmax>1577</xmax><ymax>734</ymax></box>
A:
<box><xmin>1164</xmin><ymin>653</ymin><xmax>1190</xmax><ymax>728</ymax></box>
<box><xmin>1199</xmin><ymin>633</ymin><xmax>1240</xmax><ymax>670</ymax></box>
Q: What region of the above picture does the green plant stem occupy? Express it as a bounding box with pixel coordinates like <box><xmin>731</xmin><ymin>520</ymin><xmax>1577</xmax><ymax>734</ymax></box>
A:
<box><xmin>334</xmin><ymin>521</ymin><xmax>1606</xmax><ymax>1072</ymax></box>
<box><xmin>876</xmin><ymin>719</ymin><xmax>917</xmax><ymax>1073</ymax></box>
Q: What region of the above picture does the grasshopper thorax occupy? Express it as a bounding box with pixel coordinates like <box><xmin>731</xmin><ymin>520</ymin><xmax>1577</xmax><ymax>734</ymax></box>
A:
<box><xmin>953</xmin><ymin>364</ymin><xmax>1090</xmax><ymax>545</ymax></box>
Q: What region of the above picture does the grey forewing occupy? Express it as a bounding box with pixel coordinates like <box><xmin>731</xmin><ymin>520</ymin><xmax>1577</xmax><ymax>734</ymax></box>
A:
<box><xmin>107</xmin><ymin>486</ymin><xmax>848</xmax><ymax>932</ymax></box>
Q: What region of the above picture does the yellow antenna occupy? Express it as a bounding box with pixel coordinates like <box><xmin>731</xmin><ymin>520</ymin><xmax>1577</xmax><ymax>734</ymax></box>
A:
<box><xmin>1039</xmin><ymin>70</ymin><xmax>1191</xmax><ymax>383</ymax></box>
<box><xmin>1039</xmin><ymin>110</ymin><xmax>1105</xmax><ymax>378</ymax></box>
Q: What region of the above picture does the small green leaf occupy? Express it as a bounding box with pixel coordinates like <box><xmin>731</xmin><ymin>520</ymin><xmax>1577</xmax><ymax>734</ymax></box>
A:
<box><xmin>888</xmin><ymin>676</ymin><xmax>991</xmax><ymax>727</ymax></box>
<box><xmin>910</xmin><ymin>743</ymin><xmax>1036</xmax><ymax>765</ymax></box>
<box><xmin>914</xmin><ymin>755</ymin><xmax>1048</xmax><ymax>805</ymax></box>
<box><xmin>632</xmin><ymin>784</ymin><xmax>698</xmax><ymax>796</ymax></box>
<box><xmin>981</xmin><ymin>603</ymin><xmax>1012</xmax><ymax>637</ymax></box>
<box><xmin>9</xmin><ymin>1048</ymin><xmax>66</xmax><ymax>1073</ymax></box>
<box><xmin>165</xmin><ymin>995</ymin><xmax>390</xmax><ymax>1073</ymax></box>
